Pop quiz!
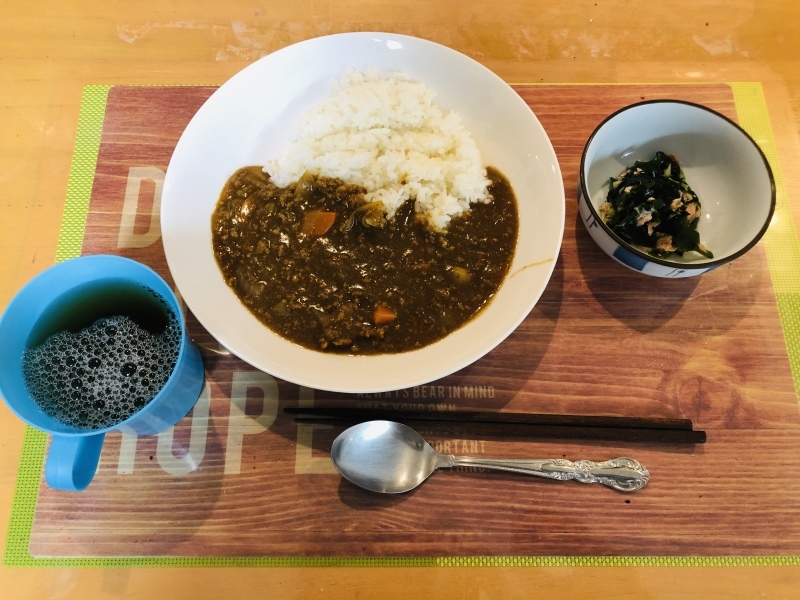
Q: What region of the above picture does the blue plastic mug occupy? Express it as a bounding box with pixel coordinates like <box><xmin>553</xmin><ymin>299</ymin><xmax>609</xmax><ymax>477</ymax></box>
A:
<box><xmin>0</xmin><ymin>255</ymin><xmax>204</xmax><ymax>491</ymax></box>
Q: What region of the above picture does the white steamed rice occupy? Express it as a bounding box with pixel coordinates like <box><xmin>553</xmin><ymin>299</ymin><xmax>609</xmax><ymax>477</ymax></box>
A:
<box><xmin>265</xmin><ymin>69</ymin><xmax>491</xmax><ymax>230</ymax></box>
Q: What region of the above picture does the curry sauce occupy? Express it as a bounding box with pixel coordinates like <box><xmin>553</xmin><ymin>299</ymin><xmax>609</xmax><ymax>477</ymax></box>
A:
<box><xmin>211</xmin><ymin>167</ymin><xmax>518</xmax><ymax>354</ymax></box>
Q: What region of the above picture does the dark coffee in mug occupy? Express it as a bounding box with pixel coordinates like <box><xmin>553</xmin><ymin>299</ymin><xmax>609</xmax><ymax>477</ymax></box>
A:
<box><xmin>0</xmin><ymin>255</ymin><xmax>205</xmax><ymax>491</ymax></box>
<box><xmin>21</xmin><ymin>281</ymin><xmax>181</xmax><ymax>431</ymax></box>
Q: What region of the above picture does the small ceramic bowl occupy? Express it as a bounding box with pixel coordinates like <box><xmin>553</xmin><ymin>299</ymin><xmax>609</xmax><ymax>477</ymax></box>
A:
<box><xmin>578</xmin><ymin>100</ymin><xmax>775</xmax><ymax>278</ymax></box>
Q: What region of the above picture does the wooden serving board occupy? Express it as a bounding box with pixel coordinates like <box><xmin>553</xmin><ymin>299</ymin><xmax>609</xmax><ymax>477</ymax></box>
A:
<box><xmin>25</xmin><ymin>83</ymin><xmax>800</xmax><ymax>559</ymax></box>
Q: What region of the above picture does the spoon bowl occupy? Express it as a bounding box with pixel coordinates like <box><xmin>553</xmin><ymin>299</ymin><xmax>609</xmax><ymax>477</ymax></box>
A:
<box><xmin>331</xmin><ymin>420</ymin><xmax>445</xmax><ymax>493</ymax></box>
<box><xmin>331</xmin><ymin>420</ymin><xmax>650</xmax><ymax>494</ymax></box>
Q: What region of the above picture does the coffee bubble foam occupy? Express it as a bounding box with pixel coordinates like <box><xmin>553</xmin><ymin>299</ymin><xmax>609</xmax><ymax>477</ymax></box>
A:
<box><xmin>22</xmin><ymin>313</ymin><xmax>181</xmax><ymax>430</ymax></box>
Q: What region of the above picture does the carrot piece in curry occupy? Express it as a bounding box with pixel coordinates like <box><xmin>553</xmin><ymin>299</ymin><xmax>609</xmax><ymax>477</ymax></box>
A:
<box><xmin>373</xmin><ymin>304</ymin><xmax>397</xmax><ymax>325</ymax></box>
<box><xmin>301</xmin><ymin>210</ymin><xmax>337</xmax><ymax>238</ymax></box>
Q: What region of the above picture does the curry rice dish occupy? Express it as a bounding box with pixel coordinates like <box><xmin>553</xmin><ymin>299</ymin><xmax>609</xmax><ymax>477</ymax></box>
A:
<box><xmin>211</xmin><ymin>70</ymin><xmax>519</xmax><ymax>354</ymax></box>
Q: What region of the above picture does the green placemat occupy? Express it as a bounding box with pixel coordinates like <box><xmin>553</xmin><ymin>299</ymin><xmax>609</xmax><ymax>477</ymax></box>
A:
<box><xmin>4</xmin><ymin>82</ymin><xmax>799</xmax><ymax>568</ymax></box>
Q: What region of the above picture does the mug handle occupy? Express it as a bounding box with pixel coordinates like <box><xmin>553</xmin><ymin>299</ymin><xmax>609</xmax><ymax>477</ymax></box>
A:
<box><xmin>45</xmin><ymin>434</ymin><xmax>106</xmax><ymax>491</ymax></box>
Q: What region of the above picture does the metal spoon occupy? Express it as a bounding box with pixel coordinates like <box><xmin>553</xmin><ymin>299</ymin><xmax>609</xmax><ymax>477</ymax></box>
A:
<box><xmin>331</xmin><ymin>420</ymin><xmax>650</xmax><ymax>493</ymax></box>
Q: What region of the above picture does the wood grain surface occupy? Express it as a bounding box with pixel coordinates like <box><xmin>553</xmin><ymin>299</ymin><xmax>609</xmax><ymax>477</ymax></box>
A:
<box><xmin>27</xmin><ymin>83</ymin><xmax>800</xmax><ymax>559</ymax></box>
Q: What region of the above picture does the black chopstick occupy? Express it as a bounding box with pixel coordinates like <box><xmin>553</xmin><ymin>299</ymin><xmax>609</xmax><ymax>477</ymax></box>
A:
<box><xmin>285</xmin><ymin>407</ymin><xmax>693</xmax><ymax>429</ymax></box>
<box><xmin>284</xmin><ymin>407</ymin><xmax>706</xmax><ymax>443</ymax></box>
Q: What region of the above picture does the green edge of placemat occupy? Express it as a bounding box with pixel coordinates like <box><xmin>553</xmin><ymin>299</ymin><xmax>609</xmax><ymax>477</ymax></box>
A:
<box><xmin>4</xmin><ymin>82</ymin><xmax>800</xmax><ymax>568</ymax></box>
<box><xmin>3</xmin><ymin>84</ymin><xmax>111</xmax><ymax>569</ymax></box>
<box><xmin>53</xmin><ymin>84</ymin><xmax>113</xmax><ymax>264</ymax></box>
<box><xmin>732</xmin><ymin>83</ymin><xmax>800</xmax><ymax>399</ymax></box>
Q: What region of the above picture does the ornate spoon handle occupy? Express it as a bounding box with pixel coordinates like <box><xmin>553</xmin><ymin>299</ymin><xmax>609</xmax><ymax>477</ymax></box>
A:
<box><xmin>443</xmin><ymin>455</ymin><xmax>650</xmax><ymax>492</ymax></box>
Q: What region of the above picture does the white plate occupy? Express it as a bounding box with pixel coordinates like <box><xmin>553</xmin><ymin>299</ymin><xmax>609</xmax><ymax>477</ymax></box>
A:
<box><xmin>161</xmin><ymin>32</ymin><xmax>564</xmax><ymax>393</ymax></box>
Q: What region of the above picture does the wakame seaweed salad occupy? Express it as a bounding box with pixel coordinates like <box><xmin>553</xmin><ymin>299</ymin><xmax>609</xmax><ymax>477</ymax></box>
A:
<box><xmin>599</xmin><ymin>151</ymin><xmax>712</xmax><ymax>259</ymax></box>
